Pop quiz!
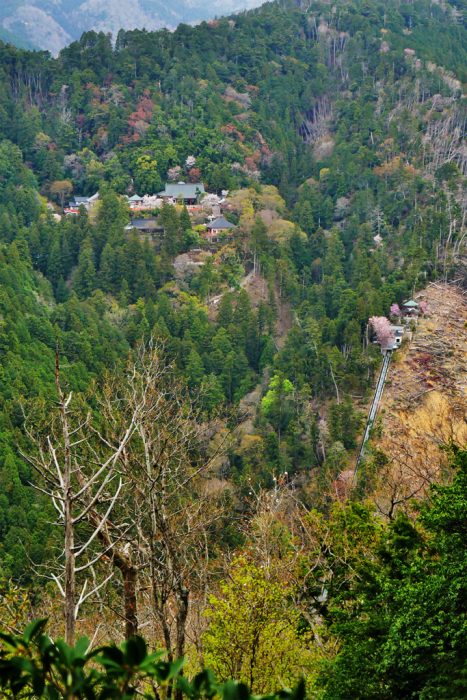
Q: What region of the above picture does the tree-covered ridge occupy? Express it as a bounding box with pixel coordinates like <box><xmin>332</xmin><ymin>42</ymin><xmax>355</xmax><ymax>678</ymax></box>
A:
<box><xmin>0</xmin><ymin>0</ymin><xmax>465</xmax><ymax>195</ymax></box>
<box><xmin>0</xmin><ymin>0</ymin><xmax>266</xmax><ymax>54</ymax></box>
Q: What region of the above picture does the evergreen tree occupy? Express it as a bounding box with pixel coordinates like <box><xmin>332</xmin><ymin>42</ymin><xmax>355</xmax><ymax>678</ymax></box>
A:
<box><xmin>74</xmin><ymin>239</ymin><xmax>96</xmax><ymax>298</ymax></box>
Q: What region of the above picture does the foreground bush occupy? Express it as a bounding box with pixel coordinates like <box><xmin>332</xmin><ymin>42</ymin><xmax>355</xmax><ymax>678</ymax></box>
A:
<box><xmin>0</xmin><ymin>619</ymin><xmax>305</xmax><ymax>699</ymax></box>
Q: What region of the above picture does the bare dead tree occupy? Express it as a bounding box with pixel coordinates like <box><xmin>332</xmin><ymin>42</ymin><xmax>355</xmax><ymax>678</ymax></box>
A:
<box><xmin>22</xmin><ymin>340</ymin><xmax>229</xmax><ymax>659</ymax></box>
<box><xmin>125</xmin><ymin>347</ymin><xmax>226</xmax><ymax>660</ymax></box>
<box><xmin>243</xmin><ymin>482</ymin><xmax>299</xmax><ymax>579</ymax></box>
<box><xmin>21</xmin><ymin>352</ymin><xmax>140</xmax><ymax>644</ymax></box>
<box><xmin>425</xmin><ymin>107</ymin><xmax>466</xmax><ymax>176</ymax></box>
<box><xmin>373</xmin><ymin>452</ymin><xmax>435</xmax><ymax>520</ymax></box>
<box><xmin>84</xmin><ymin>343</ymin><xmax>229</xmax><ymax>691</ymax></box>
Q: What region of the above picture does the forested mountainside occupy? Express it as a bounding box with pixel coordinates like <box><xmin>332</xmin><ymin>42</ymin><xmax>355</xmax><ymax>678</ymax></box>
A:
<box><xmin>0</xmin><ymin>0</ymin><xmax>264</xmax><ymax>54</ymax></box>
<box><xmin>0</xmin><ymin>1</ymin><xmax>466</xmax><ymax>697</ymax></box>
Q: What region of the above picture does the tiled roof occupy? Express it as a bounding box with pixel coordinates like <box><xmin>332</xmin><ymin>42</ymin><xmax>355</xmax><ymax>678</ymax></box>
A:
<box><xmin>207</xmin><ymin>216</ymin><xmax>235</xmax><ymax>230</ymax></box>
<box><xmin>158</xmin><ymin>182</ymin><xmax>205</xmax><ymax>199</ymax></box>
<box><xmin>125</xmin><ymin>218</ymin><xmax>161</xmax><ymax>230</ymax></box>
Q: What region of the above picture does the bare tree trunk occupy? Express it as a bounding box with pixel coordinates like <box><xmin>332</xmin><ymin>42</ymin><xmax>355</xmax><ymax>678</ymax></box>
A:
<box><xmin>107</xmin><ymin>546</ymin><xmax>139</xmax><ymax>639</ymax></box>
<box><xmin>24</xmin><ymin>351</ymin><xmax>138</xmax><ymax>644</ymax></box>
<box><xmin>122</xmin><ymin>566</ymin><xmax>138</xmax><ymax>639</ymax></box>
<box><xmin>57</xmin><ymin>350</ymin><xmax>76</xmax><ymax>646</ymax></box>
<box><xmin>64</xmin><ymin>494</ymin><xmax>75</xmax><ymax>645</ymax></box>
<box><xmin>328</xmin><ymin>361</ymin><xmax>340</xmax><ymax>404</ymax></box>
<box><xmin>175</xmin><ymin>587</ymin><xmax>189</xmax><ymax>700</ymax></box>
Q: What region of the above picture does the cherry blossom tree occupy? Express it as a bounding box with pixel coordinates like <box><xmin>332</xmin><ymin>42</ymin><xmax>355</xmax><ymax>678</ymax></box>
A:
<box><xmin>419</xmin><ymin>300</ymin><xmax>428</xmax><ymax>315</ymax></box>
<box><xmin>185</xmin><ymin>155</ymin><xmax>196</xmax><ymax>169</ymax></box>
<box><xmin>390</xmin><ymin>303</ymin><xmax>401</xmax><ymax>318</ymax></box>
<box><xmin>167</xmin><ymin>165</ymin><xmax>182</xmax><ymax>181</ymax></box>
<box><xmin>369</xmin><ymin>316</ymin><xmax>395</xmax><ymax>347</ymax></box>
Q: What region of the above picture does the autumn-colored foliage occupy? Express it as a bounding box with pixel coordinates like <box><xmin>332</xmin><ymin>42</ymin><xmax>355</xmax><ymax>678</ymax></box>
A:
<box><xmin>125</xmin><ymin>94</ymin><xmax>154</xmax><ymax>142</ymax></box>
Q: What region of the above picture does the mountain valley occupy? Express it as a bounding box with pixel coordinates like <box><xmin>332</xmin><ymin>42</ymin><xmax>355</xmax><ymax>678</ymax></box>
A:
<box><xmin>0</xmin><ymin>1</ymin><xmax>466</xmax><ymax>697</ymax></box>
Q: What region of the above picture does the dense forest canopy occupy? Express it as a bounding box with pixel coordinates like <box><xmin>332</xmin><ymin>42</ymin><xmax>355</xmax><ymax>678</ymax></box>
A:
<box><xmin>0</xmin><ymin>0</ymin><xmax>465</xmax><ymax>697</ymax></box>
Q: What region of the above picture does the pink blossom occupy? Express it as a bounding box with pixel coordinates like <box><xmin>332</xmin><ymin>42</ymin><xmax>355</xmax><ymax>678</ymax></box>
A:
<box><xmin>369</xmin><ymin>316</ymin><xmax>395</xmax><ymax>347</ymax></box>
<box><xmin>419</xmin><ymin>300</ymin><xmax>428</xmax><ymax>315</ymax></box>
<box><xmin>167</xmin><ymin>165</ymin><xmax>182</xmax><ymax>181</ymax></box>
<box><xmin>390</xmin><ymin>303</ymin><xmax>401</xmax><ymax>317</ymax></box>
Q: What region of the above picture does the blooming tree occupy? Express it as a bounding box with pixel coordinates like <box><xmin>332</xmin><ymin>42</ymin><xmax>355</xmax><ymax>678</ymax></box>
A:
<box><xmin>167</xmin><ymin>165</ymin><xmax>182</xmax><ymax>181</ymax></box>
<box><xmin>185</xmin><ymin>155</ymin><xmax>196</xmax><ymax>169</ymax></box>
<box><xmin>419</xmin><ymin>300</ymin><xmax>428</xmax><ymax>315</ymax></box>
<box><xmin>390</xmin><ymin>303</ymin><xmax>401</xmax><ymax>317</ymax></box>
<box><xmin>369</xmin><ymin>316</ymin><xmax>395</xmax><ymax>347</ymax></box>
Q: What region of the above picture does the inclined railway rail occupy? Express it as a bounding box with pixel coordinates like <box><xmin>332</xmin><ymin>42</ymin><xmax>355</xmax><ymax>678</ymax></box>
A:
<box><xmin>354</xmin><ymin>350</ymin><xmax>393</xmax><ymax>476</ymax></box>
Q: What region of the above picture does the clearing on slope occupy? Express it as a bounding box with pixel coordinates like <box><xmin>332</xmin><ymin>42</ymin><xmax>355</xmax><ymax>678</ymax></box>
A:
<box><xmin>369</xmin><ymin>283</ymin><xmax>467</xmax><ymax>517</ymax></box>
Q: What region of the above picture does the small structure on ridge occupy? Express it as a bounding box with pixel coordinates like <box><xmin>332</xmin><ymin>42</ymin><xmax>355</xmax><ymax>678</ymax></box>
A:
<box><xmin>205</xmin><ymin>216</ymin><xmax>235</xmax><ymax>243</ymax></box>
<box><xmin>401</xmin><ymin>299</ymin><xmax>420</xmax><ymax>318</ymax></box>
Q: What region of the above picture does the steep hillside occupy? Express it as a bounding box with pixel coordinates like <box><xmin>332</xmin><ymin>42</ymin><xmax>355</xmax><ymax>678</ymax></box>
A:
<box><xmin>0</xmin><ymin>0</ymin><xmax>464</xmax><ymax>481</ymax></box>
<box><xmin>0</xmin><ymin>3</ymin><xmax>466</xmax><ymax>694</ymax></box>
<box><xmin>367</xmin><ymin>283</ymin><xmax>467</xmax><ymax>516</ymax></box>
<box><xmin>1</xmin><ymin>1</ymin><xmax>465</xmax><ymax>198</ymax></box>
<box><xmin>0</xmin><ymin>237</ymin><xmax>130</xmax><ymax>579</ymax></box>
<box><xmin>0</xmin><ymin>0</ymin><xmax>465</xmax><ymax>581</ymax></box>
